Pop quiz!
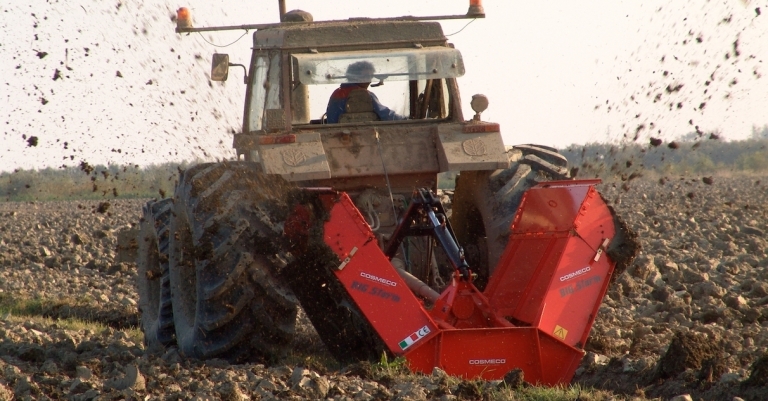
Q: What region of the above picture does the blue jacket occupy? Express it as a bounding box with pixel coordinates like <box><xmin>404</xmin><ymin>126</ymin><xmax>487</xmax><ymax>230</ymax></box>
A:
<box><xmin>326</xmin><ymin>83</ymin><xmax>406</xmax><ymax>123</ymax></box>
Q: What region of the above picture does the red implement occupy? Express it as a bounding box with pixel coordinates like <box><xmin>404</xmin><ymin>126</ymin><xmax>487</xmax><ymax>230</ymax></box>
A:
<box><xmin>304</xmin><ymin>179</ymin><xmax>618</xmax><ymax>384</ymax></box>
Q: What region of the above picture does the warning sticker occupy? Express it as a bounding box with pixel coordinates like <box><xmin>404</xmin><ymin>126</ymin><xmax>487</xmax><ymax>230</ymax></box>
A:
<box><xmin>553</xmin><ymin>325</ymin><xmax>568</xmax><ymax>341</ymax></box>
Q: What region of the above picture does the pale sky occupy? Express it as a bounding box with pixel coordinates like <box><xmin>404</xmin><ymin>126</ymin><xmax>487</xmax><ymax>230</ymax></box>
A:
<box><xmin>1</xmin><ymin>0</ymin><xmax>766</xmax><ymax>171</ymax></box>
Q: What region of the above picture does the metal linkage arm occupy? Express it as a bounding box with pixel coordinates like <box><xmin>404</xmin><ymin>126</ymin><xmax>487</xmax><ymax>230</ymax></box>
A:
<box><xmin>384</xmin><ymin>188</ymin><xmax>470</xmax><ymax>279</ymax></box>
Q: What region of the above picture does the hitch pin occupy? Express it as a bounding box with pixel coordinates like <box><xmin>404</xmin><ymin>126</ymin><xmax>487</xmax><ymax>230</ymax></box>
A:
<box><xmin>593</xmin><ymin>238</ymin><xmax>611</xmax><ymax>262</ymax></box>
<box><xmin>337</xmin><ymin>246</ymin><xmax>358</xmax><ymax>270</ymax></box>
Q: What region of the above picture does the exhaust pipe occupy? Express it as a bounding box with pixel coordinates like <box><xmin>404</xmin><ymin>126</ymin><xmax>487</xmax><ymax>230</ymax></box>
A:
<box><xmin>278</xmin><ymin>0</ymin><xmax>286</xmax><ymax>21</ymax></box>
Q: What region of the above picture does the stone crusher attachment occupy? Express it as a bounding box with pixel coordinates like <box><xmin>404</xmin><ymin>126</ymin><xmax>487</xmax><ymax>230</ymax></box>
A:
<box><xmin>284</xmin><ymin>179</ymin><xmax>621</xmax><ymax>385</ymax></box>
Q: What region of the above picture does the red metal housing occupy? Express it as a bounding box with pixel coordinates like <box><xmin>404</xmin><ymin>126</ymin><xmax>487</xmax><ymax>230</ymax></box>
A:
<box><xmin>302</xmin><ymin>180</ymin><xmax>618</xmax><ymax>384</ymax></box>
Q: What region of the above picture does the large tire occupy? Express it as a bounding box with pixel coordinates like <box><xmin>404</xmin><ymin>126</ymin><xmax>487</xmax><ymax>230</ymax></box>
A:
<box><xmin>282</xmin><ymin>251</ymin><xmax>385</xmax><ymax>364</ymax></box>
<box><xmin>451</xmin><ymin>145</ymin><xmax>569</xmax><ymax>290</ymax></box>
<box><xmin>281</xmin><ymin>191</ymin><xmax>386</xmax><ymax>364</ymax></box>
<box><xmin>137</xmin><ymin>198</ymin><xmax>176</xmax><ymax>349</ymax></box>
<box><xmin>168</xmin><ymin>162</ymin><xmax>298</xmax><ymax>363</ymax></box>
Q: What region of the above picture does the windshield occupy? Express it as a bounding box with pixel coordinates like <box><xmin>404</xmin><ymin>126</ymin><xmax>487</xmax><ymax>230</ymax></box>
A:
<box><xmin>291</xmin><ymin>47</ymin><xmax>461</xmax><ymax>125</ymax></box>
<box><xmin>293</xmin><ymin>47</ymin><xmax>465</xmax><ymax>86</ymax></box>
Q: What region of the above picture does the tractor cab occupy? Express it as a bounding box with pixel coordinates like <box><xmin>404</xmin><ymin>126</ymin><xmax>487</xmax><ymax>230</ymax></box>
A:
<box><xmin>237</xmin><ymin>23</ymin><xmax>465</xmax><ymax>133</ymax></box>
<box><xmin>199</xmin><ymin>12</ymin><xmax>507</xmax><ymax>186</ymax></box>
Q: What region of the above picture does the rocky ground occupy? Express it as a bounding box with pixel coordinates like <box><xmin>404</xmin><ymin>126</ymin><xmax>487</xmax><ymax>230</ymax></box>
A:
<box><xmin>0</xmin><ymin>175</ymin><xmax>766</xmax><ymax>400</ymax></box>
<box><xmin>576</xmin><ymin>175</ymin><xmax>768</xmax><ymax>400</ymax></box>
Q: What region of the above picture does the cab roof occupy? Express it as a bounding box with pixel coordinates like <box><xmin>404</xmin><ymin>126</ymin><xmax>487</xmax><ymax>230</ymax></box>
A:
<box><xmin>252</xmin><ymin>20</ymin><xmax>447</xmax><ymax>50</ymax></box>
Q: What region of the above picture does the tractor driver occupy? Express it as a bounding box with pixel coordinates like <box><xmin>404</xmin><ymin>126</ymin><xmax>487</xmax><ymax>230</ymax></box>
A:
<box><xmin>325</xmin><ymin>61</ymin><xmax>407</xmax><ymax>124</ymax></box>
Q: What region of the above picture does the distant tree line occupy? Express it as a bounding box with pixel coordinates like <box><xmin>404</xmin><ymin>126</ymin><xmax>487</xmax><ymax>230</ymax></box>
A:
<box><xmin>2</xmin><ymin>126</ymin><xmax>767</xmax><ymax>201</ymax></box>
<box><xmin>560</xmin><ymin>126</ymin><xmax>768</xmax><ymax>179</ymax></box>
<box><xmin>0</xmin><ymin>162</ymin><xmax>184</xmax><ymax>202</ymax></box>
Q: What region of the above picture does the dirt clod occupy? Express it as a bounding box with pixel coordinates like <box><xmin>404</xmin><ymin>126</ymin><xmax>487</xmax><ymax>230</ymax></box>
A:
<box><xmin>96</xmin><ymin>201</ymin><xmax>110</xmax><ymax>213</ymax></box>
<box><xmin>341</xmin><ymin>361</ymin><xmax>375</xmax><ymax>380</ymax></box>
<box><xmin>743</xmin><ymin>354</ymin><xmax>768</xmax><ymax>387</ymax></box>
<box><xmin>656</xmin><ymin>332</ymin><xmax>722</xmax><ymax>380</ymax></box>
<box><xmin>697</xmin><ymin>357</ymin><xmax>728</xmax><ymax>384</ymax></box>
<box><xmin>605</xmin><ymin>204</ymin><xmax>641</xmax><ymax>279</ymax></box>
<box><xmin>455</xmin><ymin>380</ymin><xmax>483</xmax><ymax>400</ymax></box>
<box><xmin>502</xmin><ymin>368</ymin><xmax>525</xmax><ymax>389</ymax></box>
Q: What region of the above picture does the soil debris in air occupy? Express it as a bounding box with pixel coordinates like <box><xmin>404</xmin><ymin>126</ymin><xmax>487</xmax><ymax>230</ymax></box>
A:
<box><xmin>96</xmin><ymin>201</ymin><xmax>111</xmax><ymax>214</ymax></box>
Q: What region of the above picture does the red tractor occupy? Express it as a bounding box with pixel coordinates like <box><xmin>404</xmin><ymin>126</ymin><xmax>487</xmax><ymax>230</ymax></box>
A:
<box><xmin>136</xmin><ymin>1</ymin><xmax>638</xmax><ymax>385</ymax></box>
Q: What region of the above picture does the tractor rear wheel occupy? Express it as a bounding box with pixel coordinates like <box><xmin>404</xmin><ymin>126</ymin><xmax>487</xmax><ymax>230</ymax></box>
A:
<box><xmin>168</xmin><ymin>162</ymin><xmax>298</xmax><ymax>362</ymax></box>
<box><xmin>280</xmin><ymin>191</ymin><xmax>386</xmax><ymax>364</ymax></box>
<box><xmin>451</xmin><ymin>145</ymin><xmax>569</xmax><ymax>290</ymax></box>
<box><xmin>137</xmin><ymin>198</ymin><xmax>176</xmax><ymax>349</ymax></box>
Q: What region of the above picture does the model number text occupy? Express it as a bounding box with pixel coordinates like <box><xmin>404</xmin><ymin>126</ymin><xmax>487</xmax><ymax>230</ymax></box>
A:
<box><xmin>559</xmin><ymin>275</ymin><xmax>601</xmax><ymax>297</ymax></box>
<box><xmin>350</xmin><ymin>280</ymin><xmax>401</xmax><ymax>302</ymax></box>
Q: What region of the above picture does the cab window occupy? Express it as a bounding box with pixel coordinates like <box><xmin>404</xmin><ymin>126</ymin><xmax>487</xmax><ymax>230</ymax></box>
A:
<box><xmin>291</xmin><ymin>47</ymin><xmax>463</xmax><ymax>125</ymax></box>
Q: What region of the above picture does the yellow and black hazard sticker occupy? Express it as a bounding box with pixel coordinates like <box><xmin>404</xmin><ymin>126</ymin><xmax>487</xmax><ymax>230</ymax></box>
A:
<box><xmin>553</xmin><ymin>325</ymin><xmax>568</xmax><ymax>341</ymax></box>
